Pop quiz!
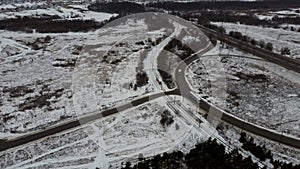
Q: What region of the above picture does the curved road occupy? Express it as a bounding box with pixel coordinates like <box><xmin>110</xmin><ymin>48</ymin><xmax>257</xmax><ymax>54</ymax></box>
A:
<box><xmin>1</xmin><ymin>25</ymin><xmax>300</xmax><ymax>153</ymax></box>
<box><xmin>174</xmin><ymin>44</ymin><xmax>300</xmax><ymax>150</ymax></box>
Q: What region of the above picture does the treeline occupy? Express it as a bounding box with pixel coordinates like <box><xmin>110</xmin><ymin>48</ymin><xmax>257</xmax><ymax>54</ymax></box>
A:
<box><xmin>228</xmin><ymin>31</ymin><xmax>274</xmax><ymax>51</ymax></box>
<box><xmin>119</xmin><ymin>138</ymin><xmax>300</xmax><ymax>169</ymax></box>
<box><xmin>239</xmin><ymin>132</ymin><xmax>272</xmax><ymax>161</ymax></box>
<box><xmin>88</xmin><ymin>2</ymin><xmax>145</xmax><ymax>14</ymax></box>
<box><xmin>227</xmin><ymin>29</ymin><xmax>292</xmax><ymax>54</ymax></box>
<box><xmin>239</xmin><ymin>132</ymin><xmax>299</xmax><ymax>169</ymax></box>
<box><xmin>172</xmin><ymin>11</ymin><xmax>300</xmax><ymax>30</ymax></box>
<box><xmin>147</xmin><ymin>0</ymin><xmax>300</xmax><ymax>11</ymax></box>
<box><xmin>170</xmin><ymin>11</ymin><xmax>295</xmax><ymax>55</ymax></box>
<box><xmin>0</xmin><ymin>14</ymin><xmax>125</xmax><ymax>33</ymax></box>
<box><xmin>121</xmin><ymin>139</ymin><xmax>258</xmax><ymax>169</ymax></box>
<box><xmin>0</xmin><ymin>16</ymin><xmax>103</xmax><ymax>33</ymax></box>
<box><xmin>273</xmin><ymin>16</ymin><xmax>300</xmax><ymax>25</ymax></box>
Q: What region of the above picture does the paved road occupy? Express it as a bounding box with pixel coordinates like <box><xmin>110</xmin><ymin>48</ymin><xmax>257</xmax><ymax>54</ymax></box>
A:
<box><xmin>174</xmin><ymin>28</ymin><xmax>300</xmax><ymax>149</ymax></box>
<box><xmin>1</xmin><ymin>24</ymin><xmax>300</xmax><ymax>153</ymax></box>
<box><xmin>0</xmin><ymin>90</ymin><xmax>179</xmax><ymax>152</ymax></box>
<box><xmin>198</xmin><ymin>25</ymin><xmax>300</xmax><ymax>74</ymax></box>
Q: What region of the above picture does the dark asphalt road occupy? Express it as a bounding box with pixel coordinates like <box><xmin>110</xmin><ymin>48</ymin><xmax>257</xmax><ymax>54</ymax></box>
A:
<box><xmin>199</xmin><ymin>26</ymin><xmax>300</xmax><ymax>74</ymax></box>
<box><xmin>1</xmin><ymin>25</ymin><xmax>300</xmax><ymax>153</ymax></box>
<box><xmin>174</xmin><ymin>28</ymin><xmax>300</xmax><ymax>149</ymax></box>
<box><xmin>0</xmin><ymin>90</ymin><xmax>179</xmax><ymax>152</ymax></box>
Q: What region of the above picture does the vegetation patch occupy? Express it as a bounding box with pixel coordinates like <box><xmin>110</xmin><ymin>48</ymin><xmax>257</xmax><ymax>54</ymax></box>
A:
<box><xmin>0</xmin><ymin>16</ymin><xmax>104</xmax><ymax>33</ymax></box>
<box><xmin>122</xmin><ymin>139</ymin><xmax>259</xmax><ymax>169</ymax></box>
<box><xmin>234</xmin><ymin>72</ymin><xmax>269</xmax><ymax>83</ymax></box>
<box><xmin>239</xmin><ymin>132</ymin><xmax>272</xmax><ymax>161</ymax></box>
<box><xmin>88</xmin><ymin>2</ymin><xmax>145</xmax><ymax>14</ymax></box>
<box><xmin>52</xmin><ymin>58</ymin><xmax>77</xmax><ymax>68</ymax></box>
<box><xmin>136</xmin><ymin>71</ymin><xmax>149</xmax><ymax>88</ymax></box>
<box><xmin>159</xmin><ymin>109</ymin><xmax>174</xmax><ymax>127</ymax></box>
<box><xmin>164</xmin><ymin>39</ymin><xmax>194</xmax><ymax>60</ymax></box>
<box><xmin>18</xmin><ymin>88</ymin><xmax>64</xmax><ymax>111</ymax></box>
<box><xmin>148</xmin><ymin>1</ymin><xmax>300</xmax><ymax>11</ymax></box>
<box><xmin>3</xmin><ymin>85</ymin><xmax>34</xmax><ymax>98</ymax></box>
<box><xmin>121</xmin><ymin>137</ymin><xmax>300</xmax><ymax>169</ymax></box>
<box><xmin>157</xmin><ymin>51</ymin><xmax>175</xmax><ymax>89</ymax></box>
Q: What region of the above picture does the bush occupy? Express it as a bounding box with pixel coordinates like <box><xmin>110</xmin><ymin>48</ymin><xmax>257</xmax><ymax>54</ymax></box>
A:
<box><xmin>242</xmin><ymin>35</ymin><xmax>251</xmax><ymax>43</ymax></box>
<box><xmin>229</xmin><ymin>31</ymin><xmax>243</xmax><ymax>40</ymax></box>
<box><xmin>265</xmin><ymin>42</ymin><xmax>273</xmax><ymax>51</ymax></box>
<box><xmin>136</xmin><ymin>71</ymin><xmax>149</xmax><ymax>87</ymax></box>
<box><xmin>239</xmin><ymin>132</ymin><xmax>247</xmax><ymax>143</ymax></box>
<box><xmin>250</xmin><ymin>39</ymin><xmax>257</xmax><ymax>45</ymax></box>
<box><xmin>259</xmin><ymin>40</ymin><xmax>265</xmax><ymax>48</ymax></box>
<box><xmin>281</xmin><ymin>47</ymin><xmax>291</xmax><ymax>55</ymax></box>
<box><xmin>44</xmin><ymin>35</ymin><xmax>51</xmax><ymax>43</ymax></box>
<box><xmin>160</xmin><ymin>110</ymin><xmax>174</xmax><ymax>127</ymax></box>
<box><xmin>290</xmin><ymin>26</ymin><xmax>296</xmax><ymax>31</ymax></box>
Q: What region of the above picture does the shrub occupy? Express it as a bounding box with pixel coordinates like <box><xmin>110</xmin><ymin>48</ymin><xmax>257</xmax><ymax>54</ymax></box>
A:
<box><xmin>44</xmin><ymin>35</ymin><xmax>51</xmax><ymax>43</ymax></box>
<box><xmin>136</xmin><ymin>71</ymin><xmax>149</xmax><ymax>87</ymax></box>
<box><xmin>160</xmin><ymin>110</ymin><xmax>174</xmax><ymax>127</ymax></box>
<box><xmin>265</xmin><ymin>42</ymin><xmax>273</xmax><ymax>51</ymax></box>
<box><xmin>250</xmin><ymin>39</ymin><xmax>257</xmax><ymax>45</ymax></box>
<box><xmin>281</xmin><ymin>47</ymin><xmax>291</xmax><ymax>55</ymax></box>
<box><xmin>229</xmin><ymin>31</ymin><xmax>243</xmax><ymax>40</ymax></box>
<box><xmin>259</xmin><ymin>40</ymin><xmax>265</xmax><ymax>48</ymax></box>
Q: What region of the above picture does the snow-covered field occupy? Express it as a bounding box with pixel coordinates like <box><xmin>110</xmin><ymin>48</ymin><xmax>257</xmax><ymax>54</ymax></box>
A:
<box><xmin>218</xmin><ymin>122</ymin><xmax>300</xmax><ymax>166</ymax></box>
<box><xmin>0</xmin><ymin>12</ymin><xmax>213</xmax><ymax>167</ymax></box>
<box><xmin>255</xmin><ymin>8</ymin><xmax>300</xmax><ymax>20</ymax></box>
<box><xmin>2</xmin><ymin>6</ymin><xmax>299</xmax><ymax>168</ymax></box>
<box><xmin>0</xmin><ymin>11</ymin><xmax>225</xmax><ymax>168</ymax></box>
<box><xmin>0</xmin><ymin>2</ymin><xmax>46</xmax><ymax>10</ymax></box>
<box><xmin>0</xmin><ymin>16</ymin><xmax>167</xmax><ymax>137</ymax></box>
<box><xmin>211</xmin><ymin>22</ymin><xmax>300</xmax><ymax>59</ymax></box>
<box><xmin>0</xmin><ymin>5</ymin><xmax>115</xmax><ymax>22</ymax></box>
<box><xmin>187</xmin><ymin>43</ymin><xmax>300</xmax><ymax>137</ymax></box>
<box><xmin>0</xmin><ymin>96</ymin><xmax>221</xmax><ymax>169</ymax></box>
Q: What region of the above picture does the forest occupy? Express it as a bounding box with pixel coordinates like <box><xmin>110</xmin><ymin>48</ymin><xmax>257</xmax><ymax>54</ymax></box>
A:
<box><xmin>0</xmin><ymin>14</ymin><xmax>124</xmax><ymax>33</ymax></box>
<box><xmin>172</xmin><ymin>10</ymin><xmax>300</xmax><ymax>30</ymax></box>
<box><xmin>88</xmin><ymin>2</ymin><xmax>145</xmax><ymax>14</ymax></box>
<box><xmin>0</xmin><ymin>16</ymin><xmax>103</xmax><ymax>33</ymax></box>
<box><xmin>147</xmin><ymin>0</ymin><xmax>300</xmax><ymax>11</ymax></box>
<box><xmin>120</xmin><ymin>138</ymin><xmax>300</xmax><ymax>169</ymax></box>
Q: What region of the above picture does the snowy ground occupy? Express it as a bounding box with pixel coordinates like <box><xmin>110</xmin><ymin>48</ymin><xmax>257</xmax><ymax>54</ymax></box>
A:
<box><xmin>0</xmin><ymin>10</ymin><xmax>211</xmax><ymax>145</ymax></box>
<box><xmin>211</xmin><ymin>22</ymin><xmax>300</xmax><ymax>60</ymax></box>
<box><xmin>0</xmin><ymin>17</ymin><xmax>166</xmax><ymax>137</ymax></box>
<box><xmin>218</xmin><ymin>121</ymin><xmax>300</xmax><ymax>167</ymax></box>
<box><xmin>255</xmin><ymin>8</ymin><xmax>300</xmax><ymax>20</ymax></box>
<box><xmin>0</xmin><ymin>12</ymin><xmax>224</xmax><ymax>169</ymax></box>
<box><xmin>0</xmin><ymin>5</ymin><xmax>115</xmax><ymax>22</ymax></box>
<box><xmin>0</xmin><ymin>96</ymin><xmax>222</xmax><ymax>169</ymax></box>
<box><xmin>186</xmin><ymin>43</ymin><xmax>300</xmax><ymax>137</ymax></box>
<box><xmin>3</xmin><ymin>9</ymin><xmax>296</xmax><ymax>168</ymax></box>
<box><xmin>0</xmin><ymin>2</ymin><xmax>46</xmax><ymax>10</ymax></box>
